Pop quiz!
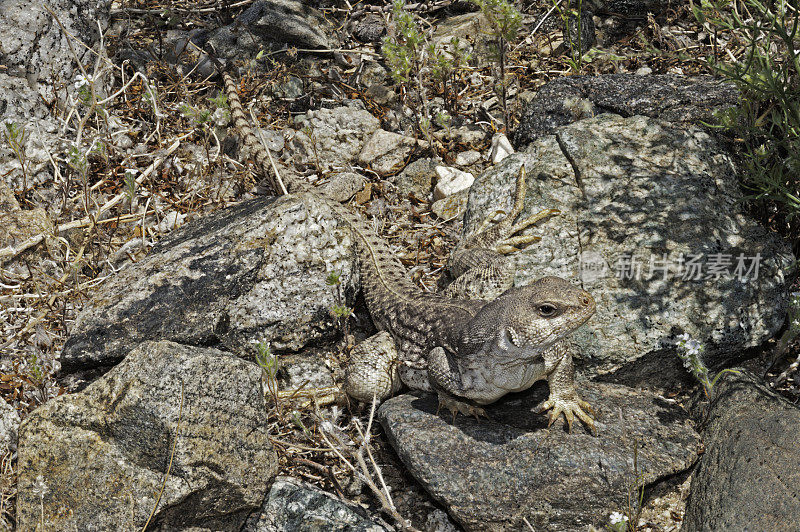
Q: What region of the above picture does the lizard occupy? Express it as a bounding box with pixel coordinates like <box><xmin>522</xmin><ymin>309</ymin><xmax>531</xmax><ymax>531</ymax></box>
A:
<box><xmin>222</xmin><ymin>71</ymin><xmax>598</xmax><ymax>433</ymax></box>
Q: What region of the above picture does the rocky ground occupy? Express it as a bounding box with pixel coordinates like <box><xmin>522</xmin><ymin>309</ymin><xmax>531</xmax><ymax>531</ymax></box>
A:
<box><xmin>1</xmin><ymin>0</ymin><xmax>799</xmax><ymax>530</ymax></box>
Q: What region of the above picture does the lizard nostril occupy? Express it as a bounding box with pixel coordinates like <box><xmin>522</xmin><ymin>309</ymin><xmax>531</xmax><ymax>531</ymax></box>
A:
<box><xmin>582</xmin><ymin>296</ymin><xmax>591</xmax><ymax>307</ymax></box>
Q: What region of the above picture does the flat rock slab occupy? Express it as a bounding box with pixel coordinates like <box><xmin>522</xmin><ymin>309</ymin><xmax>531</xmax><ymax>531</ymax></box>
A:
<box><xmin>379</xmin><ymin>381</ymin><xmax>700</xmax><ymax>531</ymax></box>
<box><xmin>16</xmin><ymin>341</ymin><xmax>278</xmax><ymax>530</ymax></box>
<box><xmin>683</xmin><ymin>371</ymin><xmax>800</xmax><ymax>531</ymax></box>
<box><xmin>468</xmin><ymin>114</ymin><xmax>793</xmax><ymax>380</ymax></box>
<box><xmin>60</xmin><ymin>193</ymin><xmax>357</xmax><ymax>375</ymax></box>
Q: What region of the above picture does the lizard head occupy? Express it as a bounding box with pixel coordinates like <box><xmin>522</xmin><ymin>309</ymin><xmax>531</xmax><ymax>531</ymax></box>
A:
<box><xmin>462</xmin><ymin>276</ymin><xmax>595</xmax><ymax>354</ymax></box>
<box><xmin>498</xmin><ymin>276</ymin><xmax>595</xmax><ymax>350</ymax></box>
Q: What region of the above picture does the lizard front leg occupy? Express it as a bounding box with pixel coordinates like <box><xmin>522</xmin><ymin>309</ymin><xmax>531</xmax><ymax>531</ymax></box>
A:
<box><xmin>537</xmin><ymin>342</ymin><xmax>597</xmax><ymax>435</ymax></box>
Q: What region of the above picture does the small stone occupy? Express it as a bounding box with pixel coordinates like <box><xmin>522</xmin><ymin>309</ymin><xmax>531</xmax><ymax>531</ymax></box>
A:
<box><xmin>358</xmin><ymin>129</ymin><xmax>422</xmax><ymax>176</ymax></box>
<box><xmin>273</xmin><ymin>76</ymin><xmax>303</xmax><ymax>99</ymax></box>
<box><xmin>319</xmin><ymin>172</ymin><xmax>366</xmax><ymax>202</ymax></box>
<box><xmin>454</xmin><ymin>150</ymin><xmax>481</xmax><ymax>167</ymax></box>
<box><xmin>431</xmin><ymin>189</ymin><xmax>469</xmax><ymax>220</ymax></box>
<box><xmin>489</xmin><ymin>133</ymin><xmax>514</xmax><ymax>164</ymax></box>
<box><xmin>434</xmin><ymin>166</ymin><xmax>474</xmax><ymax>200</ymax></box>
<box><xmin>636</xmin><ymin>66</ymin><xmax>653</xmax><ymax>76</ymax></box>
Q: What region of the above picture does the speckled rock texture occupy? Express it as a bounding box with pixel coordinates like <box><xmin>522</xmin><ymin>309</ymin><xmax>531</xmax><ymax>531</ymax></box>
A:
<box><xmin>286</xmin><ymin>102</ymin><xmax>382</xmax><ymax>173</ymax></box>
<box><xmin>379</xmin><ymin>381</ymin><xmax>700</xmax><ymax>531</ymax></box>
<box><xmin>60</xmin><ymin>194</ymin><xmax>358</xmax><ymax>374</ymax></box>
<box><xmin>0</xmin><ymin>74</ymin><xmax>63</xmax><ymax>194</ymax></box>
<box><xmin>0</xmin><ymin>0</ymin><xmax>110</xmax><ymax>195</ymax></box>
<box><xmin>512</xmin><ymin>74</ymin><xmax>738</xmax><ymax>147</ymax></box>
<box><xmin>0</xmin><ymin>398</ymin><xmax>20</xmax><ymax>453</ymax></box>
<box><xmin>683</xmin><ymin>371</ymin><xmax>800</xmax><ymax>531</ymax></box>
<box><xmin>0</xmin><ymin>0</ymin><xmax>110</xmax><ymax>88</ymax></box>
<box><xmin>468</xmin><ymin>114</ymin><xmax>793</xmax><ymax>383</ymax></box>
<box><xmin>243</xmin><ymin>476</ymin><xmax>390</xmax><ymax>531</ymax></box>
<box><xmin>16</xmin><ymin>341</ymin><xmax>278</xmax><ymax>530</ymax></box>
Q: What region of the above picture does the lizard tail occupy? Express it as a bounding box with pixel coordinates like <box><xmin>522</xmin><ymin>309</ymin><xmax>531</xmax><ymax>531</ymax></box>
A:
<box><xmin>223</xmin><ymin>72</ymin><xmax>288</xmax><ymax>195</ymax></box>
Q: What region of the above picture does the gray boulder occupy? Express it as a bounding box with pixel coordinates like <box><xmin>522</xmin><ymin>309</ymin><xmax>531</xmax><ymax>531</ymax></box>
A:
<box><xmin>379</xmin><ymin>381</ymin><xmax>700</xmax><ymax>531</ymax></box>
<box><xmin>16</xmin><ymin>341</ymin><xmax>278</xmax><ymax>530</ymax></box>
<box><xmin>60</xmin><ymin>194</ymin><xmax>358</xmax><ymax>375</ymax></box>
<box><xmin>468</xmin><ymin>114</ymin><xmax>793</xmax><ymax>384</ymax></box>
<box><xmin>512</xmin><ymin>74</ymin><xmax>738</xmax><ymax>147</ymax></box>
<box><xmin>286</xmin><ymin>102</ymin><xmax>382</xmax><ymax>173</ymax></box>
<box><xmin>206</xmin><ymin>0</ymin><xmax>332</xmax><ymax>57</ymax></box>
<box><xmin>0</xmin><ymin>0</ymin><xmax>110</xmax><ymax>90</ymax></box>
<box><xmin>683</xmin><ymin>371</ymin><xmax>800</xmax><ymax>531</ymax></box>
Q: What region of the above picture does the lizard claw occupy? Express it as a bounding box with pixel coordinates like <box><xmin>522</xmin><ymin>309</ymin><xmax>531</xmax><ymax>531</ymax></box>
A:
<box><xmin>437</xmin><ymin>393</ymin><xmax>489</xmax><ymax>422</ymax></box>
<box><xmin>536</xmin><ymin>396</ymin><xmax>597</xmax><ymax>435</ymax></box>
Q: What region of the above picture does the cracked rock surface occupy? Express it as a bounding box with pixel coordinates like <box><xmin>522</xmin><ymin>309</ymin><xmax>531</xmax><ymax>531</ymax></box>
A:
<box><xmin>683</xmin><ymin>370</ymin><xmax>800</xmax><ymax>531</ymax></box>
<box><xmin>60</xmin><ymin>194</ymin><xmax>358</xmax><ymax>376</ymax></box>
<box><xmin>379</xmin><ymin>381</ymin><xmax>700</xmax><ymax>531</ymax></box>
<box><xmin>467</xmin><ymin>113</ymin><xmax>793</xmax><ymax>383</ymax></box>
<box><xmin>16</xmin><ymin>341</ymin><xmax>278</xmax><ymax>530</ymax></box>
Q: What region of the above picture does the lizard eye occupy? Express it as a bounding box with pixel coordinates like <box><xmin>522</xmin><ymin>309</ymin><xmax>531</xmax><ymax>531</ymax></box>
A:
<box><xmin>537</xmin><ymin>303</ymin><xmax>558</xmax><ymax>317</ymax></box>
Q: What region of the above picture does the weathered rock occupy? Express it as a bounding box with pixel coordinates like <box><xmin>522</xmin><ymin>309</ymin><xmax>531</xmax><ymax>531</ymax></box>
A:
<box><xmin>587</xmin><ymin>0</ymin><xmax>680</xmax><ymax>17</ymax></box>
<box><xmin>206</xmin><ymin>0</ymin><xmax>332</xmax><ymax>57</ymax></box>
<box><xmin>0</xmin><ymin>179</ymin><xmax>52</xmax><ymax>256</ymax></box>
<box><xmin>17</xmin><ymin>341</ymin><xmax>278</xmax><ymax>530</ymax></box>
<box><xmin>379</xmin><ymin>381</ymin><xmax>700</xmax><ymax>531</ymax></box>
<box><xmin>0</xmin><ymin>74</ymin><xmax>62</xmax><ymax>195</ymax></box>
<box><xmin>0</xmin><ymin>0</ymin><xmax>110</xmax><ymax>91</ymax></box>
<box><xmin>512</xmin><ymin>74</ymin><xmax>738</xmax><ymax>147</ymax></box>
<box><xmin>683</xmin><ymin>371</ymin><xmax>800</xmax><ymax>531</ymax></box>
<box><xmin>431</xmin><ymin>189</ymin><xmax>469</xmax><ymax>220</ymax></box>
<box><xmin>358</xmin><ymin>129</ymin><xmax>422</xmax><ymax>176</ymax></box>
<box><xmin>468</xmin><ymin>114</ymin><xmax>793</xmax><ymax>382</ymax></box>
<box><xmin>243</xmin><ymin>476</ymin><xmax>390</xmax><ymax>531</ymax></box>
<box><xmin>351</xmin><ymin>14</ymin><xmax>386</xmax><ymax>43</ymax></box>
<box><xmin>489</xmin><ymin>133</ymin><xmax>514</xmax><ymax>164</ymax></box>
<box><xmin>394</xmin><ymin>157</ymin><xmax>440</xmax><ymax>198</ymax></box>
<box><xmin>287</xmin><ymin>103</ymin><xmax>381</xmax><ymax>173</ymax></box>
<box><xmin>320</xmin><ymin>172</ymin><xmax>367</xmax><ymax>202</ymax></box>
<box><xmin>0</xmin><ymin>399</ymin><xmax>20</xmax><ymax>453</ymax></box>
<box><xmin>454</xmin><ymin>150</ymin><xmax>481</xmax><ymax>167</ymax></box>
<box><xmin>60</xmin><ymin>194</ymin><xmax>358</xmax><ymax>374</ymax></box>
<box><xmin>434</xmin><ymin>166</ymin><xmax>474</xmax><ymax>200</ymax></box>
<box><xmin>431</xmin><ymin>13</ymin><xmax>496</xmax><ymax>69</ymax></box>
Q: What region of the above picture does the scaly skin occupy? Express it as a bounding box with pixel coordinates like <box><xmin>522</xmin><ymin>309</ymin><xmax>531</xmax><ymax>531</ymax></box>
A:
<box><xmin>224</xmin><ymin>72</ymin><xmax>597</xmax><ymax>433</ymax></box>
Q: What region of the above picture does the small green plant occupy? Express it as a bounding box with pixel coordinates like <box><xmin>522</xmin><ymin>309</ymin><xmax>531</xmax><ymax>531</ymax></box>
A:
<box><xmin>67</xmin><ymin>144</ymin><xmax>91</xmax><ymax>213</ymax></box>
<box><xmin>470</xmin><ymin>0</ymin><xmax>522</xmax><ymax>129</ymax></box>
<box><xmin>382</xmin><ymin>0</ymin><xmax>433</xmax><ymax>140</ymax></box>
<box><xmin>429</xmin><ymin>37</ymin><xmax>472</xmax><ymax>113</ymax></box>
<box><xmin>255</xmin><ymin>340</ymin><xmax>283</xmax><ymax>419</ymax></box>
<box><xmin>326</xmin><ymin>271</ymin><xmax>354</xmax><ymax>339</ymax></box>
<box><xmin>555</xmin><ymin>0</ymin><xmax>588</xmax><ymax>71</ymax></box>
<box><xmin>676</xmin><ymin>333</ymin><xmax>739</xmax><ymax>397</ymax></box>
<box><xmin>180</xmin><ymin>103</ymin><xmax>212</xmax><ymax>126</ymax></box>
<box><xmin>124</xmin><ymin>169</ymin><xmax>137</xmax><ymax>210</ymax></box>
<box><xmin>3</xmin><ymin>122</ymin><xmax>29</xmax><ymax>199</ymax></box>
<box><xmin>693</xmin><ymin>0</ymin><xmax>800</xmax><ymax>237</ymax></box>
<box><xmin>209</xmin><ymin>92</ymin><xmax>228</xmax><ymax>110</ymax></box>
